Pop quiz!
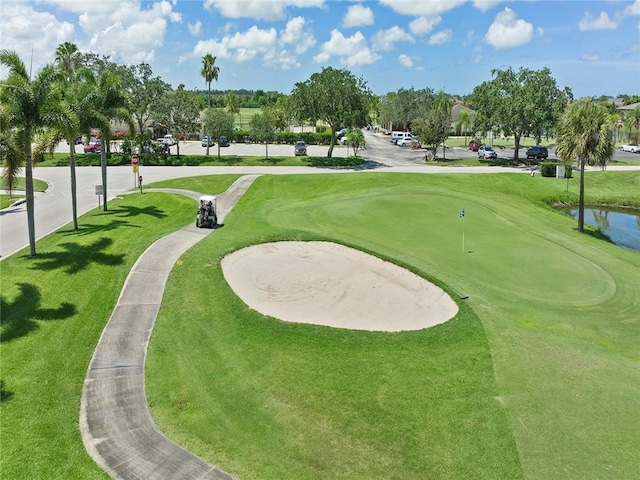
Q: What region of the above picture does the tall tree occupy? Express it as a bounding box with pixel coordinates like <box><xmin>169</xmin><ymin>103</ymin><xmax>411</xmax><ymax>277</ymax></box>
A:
<box><xmin>249</xmin><ymin>111</ymin><xmax>275</xmax><ymax>160</ymax></box>
<box><xmin>81</xmin><ymin>68</ymin><xmax>132</xmax><ymax>210</ymax></box>
<box><xmin>54</xmin><ymin>41</ymin><xmax>83</xmax><ymax>229</ymax></box>
<box><xmin>470</xmin><ymin>67</ymin><xmax>570</xmax><ymax>161</ymax></box>
<box><xmin>0</xmin><ymin>50</ymin><xmax>76</xmax><ymax>256</ymax></box>
<box><xmin>455</xmin><ymin>109</ymin><xmax>473</xmax><ymax>145</ymax></box>
<box><xmin>290</xmin><ymin>67</ymin><xmax>372</xmax><ymax>157</ymax></box>
<box><xmin>433</xmin><ymin>90</ymin><xmax>452</xmax><ymax>160</ymax></box>
<box><xmin>200</xmin><ymin>54</ymin><xmax>220</xmax><ymax>156</ymax></box>
<box><xmin>203</xmin><ymin>108</ymin><xmax>234</xmax><ymax>160</ymax></box>
<box><xmin>154</xmin><ymin>85</ymin><xmax>201</xmax><ymax>158</ymax></box>
<box><xmin>555</xmin><ymin>99</ymin><xmax>615</xmax><ymax>232</ymax></box>
<box><xmin>118</xmin><ymin>62</ymin><xmax>170</xmax><ymax>137</ymax></box>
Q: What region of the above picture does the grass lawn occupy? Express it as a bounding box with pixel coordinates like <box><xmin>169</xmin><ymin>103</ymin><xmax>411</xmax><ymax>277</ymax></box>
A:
<box><xmin>0</xmin><ymin>175</ymin><xmax>240</xmax><ymax>479</ymax></box>
<box><xmin>146</xmin><ymin>171</ymin><xmax>639</xmax><ymax>479</ymax></box>
<box><xmin>1</xmin><ymin>170</ymin><xmax>638</xmax><ymax>479</ymax></box>
<box><xmin>1</xmin><ymin>177</ymin><xmax>49</xmax><ymax>192</ymax></box>
<box><xmin>0</xmin><ymin>194</ymin><xmax>23</xmax><ymax>209</ymax></box>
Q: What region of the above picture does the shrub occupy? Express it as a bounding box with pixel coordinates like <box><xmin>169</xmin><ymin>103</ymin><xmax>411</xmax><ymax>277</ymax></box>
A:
<box><xmin>541</xmin><ymin>162</ymin><xmax>573</xmax><ymax>178</ymax></box>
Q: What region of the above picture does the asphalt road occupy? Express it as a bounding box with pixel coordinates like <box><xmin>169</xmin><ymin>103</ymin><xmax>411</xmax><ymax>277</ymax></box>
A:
<box><xmin>2</xmin><ymin>131</ymin><xmax>638</xmax><ymax>259</ymax></box>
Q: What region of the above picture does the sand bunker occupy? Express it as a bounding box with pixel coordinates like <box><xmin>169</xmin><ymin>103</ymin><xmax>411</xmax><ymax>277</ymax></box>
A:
<box><xmin>221</xmin><ymin>241</ymin><xmax>458</xmax><ymax>332</ymax></box>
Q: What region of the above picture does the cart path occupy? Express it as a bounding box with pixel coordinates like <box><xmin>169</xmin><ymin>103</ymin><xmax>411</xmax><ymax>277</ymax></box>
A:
<box><xmin>80</xmin><ymin>175</ymin><xmax>259</xmax><ymax>479</ymax></box>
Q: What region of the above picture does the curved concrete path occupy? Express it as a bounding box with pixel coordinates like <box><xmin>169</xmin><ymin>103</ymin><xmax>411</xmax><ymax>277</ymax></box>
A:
<box><xmin>80</xmin><ymin>176</ymin><xmax>259</xmax><ymax>479</ymax></box>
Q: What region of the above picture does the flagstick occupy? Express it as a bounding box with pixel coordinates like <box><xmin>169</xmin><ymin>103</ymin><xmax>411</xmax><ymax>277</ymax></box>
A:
<box><xmin>461</xmin><ymin>215</ymin><xmax>465</xmax><ymax>253</ymax></box>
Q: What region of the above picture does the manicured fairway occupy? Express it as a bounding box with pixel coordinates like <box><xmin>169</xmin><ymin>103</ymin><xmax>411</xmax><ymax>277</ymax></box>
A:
<box><xmin>1</xmin><ymin>171</ymin><xmax>638</xmax><ymax>479</ymax></box>
<box><xmin>146</xmin><ymin>172</ymin><xmax>640</xmax><ymax>479</ymax></box>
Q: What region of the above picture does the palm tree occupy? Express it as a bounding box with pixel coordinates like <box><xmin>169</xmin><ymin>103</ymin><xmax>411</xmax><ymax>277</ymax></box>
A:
<box><xmin>54</xmin><ymin>42</ymin><xmax>83</xmax><ymax>229</ymax></box>
<box><xmin>555</xmin><ymin>99</ymin><xmax>615</xmax><ymax>232</ymax></box>
<box><xmin>54</xmin><ymin>41</ymin><xmax>80</xmax><ymax>84</ymax></box>
<box><xmin>434</xmin><ymin>90</ymin><xmax>452</xmax><ymax>160</ymax></box>
<box><xmin>200</xmin><ymin>54</ymin><xmax>219</xmax><ymax>156</ymax></box>
<box><xmin>0</xmin><ymin>49</ymin><xmax>76</xmax><ymax>256</ymax></box>
<box><xmin>623</xmin><ymin>105</ymin><xmax>640</xmax><ymax>143</ymax></box>
<box><xmin>455</xmin><ymin>109</ymin><xmax>472</xmax><ymax>146</ymax></box>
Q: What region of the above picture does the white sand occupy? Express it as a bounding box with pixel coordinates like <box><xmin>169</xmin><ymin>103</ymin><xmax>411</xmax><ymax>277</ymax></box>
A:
<box><xmin>221</xmin><ymin>241</ymin><xmax>458</xmax><ymax>332</ymax></box>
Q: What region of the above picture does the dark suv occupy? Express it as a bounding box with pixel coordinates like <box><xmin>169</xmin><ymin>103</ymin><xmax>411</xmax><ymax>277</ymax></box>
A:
<box><xmin>526</xmin><ymin>146</ymin><xmax>548</xmax><ymax>159</ymax></box>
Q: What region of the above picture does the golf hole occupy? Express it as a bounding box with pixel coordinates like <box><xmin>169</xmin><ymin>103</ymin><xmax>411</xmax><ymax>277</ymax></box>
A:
<box><xmin>221</xmin><ymin>241</ymin><xmax>459</xmax><ymax>332</ymax></box>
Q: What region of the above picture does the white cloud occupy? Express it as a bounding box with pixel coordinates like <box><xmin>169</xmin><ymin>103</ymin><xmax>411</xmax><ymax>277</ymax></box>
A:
<box><xmin>263</xmin><ymin>49</ymin><xmax>299</xmax><ymax>69</ymax></box>
<box><xmin>578</xmin><ymin>12</ymin><xmax>618</xmax><ymax>31</ymax></box>
<box><xmin>429</xmin><ymin>29</ymin><xmax>452</xmax><ymax>46</ymax></box>
<box><xmin>191</xmin><ymin>26</ymin><xmax>277</xmax><ymax>63</ymax></box>
<box><xmin>343</xmin><ymin>4</ymin><xmax>374</xmax><ymax>28</ymax></box>
<box><xmin>313</xmin><ymin>29</ymin><xmax>380</xmax><ymax>66</ymax></box>
<box><xmin>380</xmin><ymin>0</ymin><xmax>466</xmax><ymax>17</ymax></box>
<box><xmin>280</xmin><ymin>17</ymin><xmax>316</xmax><ymax>54</ymax></box>
<box><xmin>372</xmin><ymin>26</ymin><xmax>414</xmax><ymax>51</ymax></box>
<box><xmin>398</xmin><ymin>54</ymin><xmax>413</xmax><ymax>68</ymax></box>
<box><xmin>485</xmin><ymin>8</ymin><xmax>534</xmax><ymax>49</ymax></box>
<box><xmin>204</xmin><ymin>0</ymin><xmax>325</xmax><ymax>21</ymax></box>
<box><xmin>188</xmin><ymin>20</ymin><xmax>202</xmax><ymax>36</ymax></box>
<box><xmin>409</xmin><ymin>16</ymin><xmax>441</xmax><ymax>36</ymax></box>
<box><xmin>582</xmin><ymin>53</ymin><xmax>600</xmax><ymax>62</ymax></box>
<box><xmin>0</xmin><ymin>2</ymin><xmax>75</xmax><ymax>77</ymax></box>
<box><xmin>624</xmin><ymin>1</ymin><xmax>640</xmax><ymax>16</ymax></box>
<box><xmin>472</xmin><ymin>0</ymin><xmax>505</xmax><ymax>13</ymax></box>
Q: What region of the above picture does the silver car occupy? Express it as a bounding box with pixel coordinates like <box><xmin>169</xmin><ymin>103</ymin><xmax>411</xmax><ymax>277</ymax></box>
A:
<box><xmin>478</xmin><ymin>146</ymin><xmax>498</xmax><ymax>159</ymax></box>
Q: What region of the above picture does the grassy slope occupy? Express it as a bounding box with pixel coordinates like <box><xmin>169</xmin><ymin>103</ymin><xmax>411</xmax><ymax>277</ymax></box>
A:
<box><xmin>147</xmin><ymin>171</ymin><xmax>639</xmax><ymax>479</ymax></box>
<box><xmin>0</xmin><ymin>176</ymin><xmax>240</xmax><ymax>479</ymax></box>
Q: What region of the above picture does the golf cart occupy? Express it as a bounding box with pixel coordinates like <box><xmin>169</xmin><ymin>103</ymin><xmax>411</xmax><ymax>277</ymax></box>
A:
<box><xmin>196</xmin><ymin>195</ymin><xmax>217</xmax><ymax>228</ymax></box>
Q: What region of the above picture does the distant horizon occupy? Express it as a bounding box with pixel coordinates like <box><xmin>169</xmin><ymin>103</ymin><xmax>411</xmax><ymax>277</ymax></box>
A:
<box><xmin>2</xmin><ymin>1</ymin><xmax>639</xmax><ymax>98</ymax></box>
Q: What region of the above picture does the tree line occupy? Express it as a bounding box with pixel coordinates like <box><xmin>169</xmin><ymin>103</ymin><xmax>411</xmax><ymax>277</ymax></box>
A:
<box><xmin>2</xmin><ymin>43</ymin><xmax>640</xmax><ymax>255</ymax></box>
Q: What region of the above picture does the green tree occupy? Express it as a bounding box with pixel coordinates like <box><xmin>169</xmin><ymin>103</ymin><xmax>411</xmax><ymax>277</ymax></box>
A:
<box><xmin>555</xmin><ymin>99</ymin><xmax>615</xmax><ymax>232</ymax></box>
<box><xmin>118</xmin><ymin>63</ymin><xmax>170</xmax><ymax>137</ymax></box>
<box><xmin>154</xmin><ymin>85</ymin><xmax>201</xmax><ymax>157</ymax></box>
<box><xmin>0</xmin><ymin>50</ymin><xmax>76</xmax><ymax>255</ymax></box>
<box><xmin>54</xmin><ymin>41</ymin><xmax>84</xmax><ymax>229</ymax></box>
<box><xmin>433</xmin><ymin>90</ymin><xmax>452</xmax><ymax>160</ymax></box>
<box><xmin>203</xmin><ymin>108</ymin><xmax>234</xmax><ymax>160</ymax></box>
<box><xmin>470</xmin><ymin>67</ymin><xmax>570</xmax><ymax>161</ymax></box>
<box><xmin>623</xmin><ymin>105</ymin><xmax>640</xmax><ymax>143</ymax></box>
<box><xmin>411</xmin><ymin>111</ymin><xmax>450</xmax><ymax>155</ymax></box>
<box><xmin>290</xmin><ymin>67</ymin><xmax>372</xmax><ymax>157</ymax></box>
<box><xmin>454</xmin><ymin>109</ymin><xmax>473</xmax><ymax>145</ymax></box>
<box><xmin>345</xmin><ymin>128</ymin><xmax>365</xmax><ymax>156</ymax></box>
<box><xmin>249</xmin><ymin>111</ymin><xmax>275</xmax><ymax>160</ymax></box>
<box><xmin>82</xmin><ymin>68</ymin><xmax>132</xmax><ymax>210</ymax></box>
<box><xmin>379</xmin><ymin>88</ymin><xmax>434</xmax><ymax>132</ymax></box>
<box><xmin>200</xmin><ymin>54</ymin><xmax>220</xmax><ymax>156</ymax></box>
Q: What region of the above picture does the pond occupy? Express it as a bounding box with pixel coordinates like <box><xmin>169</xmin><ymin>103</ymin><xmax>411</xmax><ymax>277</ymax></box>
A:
<box><xmin>562</xmin><ymin>207</ymin><xmax>640</xmax><ymax>253</ymax></box>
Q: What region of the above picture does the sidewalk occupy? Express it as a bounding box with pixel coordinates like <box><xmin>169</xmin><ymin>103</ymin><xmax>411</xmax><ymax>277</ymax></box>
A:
<box><xmin>80</xmin><ymin>175</ymin><xmax>259</xmax><ymax>479</ymax></box>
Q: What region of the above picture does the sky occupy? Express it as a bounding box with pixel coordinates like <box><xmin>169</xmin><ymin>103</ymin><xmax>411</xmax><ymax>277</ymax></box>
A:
<box><xmin>1</xmin><ymin>0</ymin><xmax>639</xmax><ymax>98</ymax></box>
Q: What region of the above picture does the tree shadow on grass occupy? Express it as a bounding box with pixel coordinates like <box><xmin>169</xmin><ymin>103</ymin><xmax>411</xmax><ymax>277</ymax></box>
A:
<box><xmin>0</xmin><ymin>380</ymin><xmax>14</xmax><ymax>402</ymax></box>
<box><xmin>110</xmin><ymin>204</ymin><xmax>167</xmax><ymax>219</ymax></box>
<box><xmin>29</xmin><ymin>237</ymin><xmax>125</xmax><ymax>274</ymax></box>
<box><xmin>61</xmin><ymin>219</ymin><xmax>140</xmax><ymax>237</ymax></box>
<box><xmin>1</xmin><ymin>282</ymin><xmax>76</xmax><ymax>344</ymax></box>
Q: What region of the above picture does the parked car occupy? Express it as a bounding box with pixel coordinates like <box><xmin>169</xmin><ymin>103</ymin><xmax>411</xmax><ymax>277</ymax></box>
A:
<box><xmin>469</xmin><ymin>140</ymin><xmax>480</xmax><ymax>152</ymax></box>
<box><xmin>526</xmin><ymin>146</ymin><xmax>548</xmax><ymax>160</ymax></box>
<box><xmin>620</xmin><ymin>143</ymin><xmax>640</xmax><ymax>153</ymax></box>
<box><xmin>83</xmin><ymin>139</ymin><xmax>102</xmax><ymax>153</ymax></box>
<box><xmin>294</xmin><ymin>141</ymin><xmax>307</xmax><ymax>156</ymax></box>
<box><xmin>201</xmin><ymin>136</ymin><xmax>214</xmax><ymax>147</ymax></box>
<box><xmin>391</xmin><ymin>132</ymin><xmax>413</xmax><ymax>144</ymax></box>
<box><xmin>162</xmin><ymin>134</ymin><xmax>176</xmax><ymax>146</ymax></box>
<box><xmin>219</xmin><ymin>136</ymin><xmax>229</xmax><ymax>147</ymax></box>
<box><xmin>398</xmin><ymin>136</ymin><xmax>419</xmax><ymax>147</ymax></box>
<box><xmin>478</xmin><ymin>146</ymin><xmax>498</xmax><ymax>159</ymax></box>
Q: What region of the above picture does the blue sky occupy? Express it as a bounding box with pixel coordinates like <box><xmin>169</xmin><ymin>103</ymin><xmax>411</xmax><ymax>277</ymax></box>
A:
<box><xmin>1</xmin><ymin>1</ymin><xmax>639</xmax><ymax>98</ymax></box>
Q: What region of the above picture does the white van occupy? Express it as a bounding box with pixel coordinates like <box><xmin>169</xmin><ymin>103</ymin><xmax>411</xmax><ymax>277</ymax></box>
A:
<box><xmin>391</xmin><ymin>131</ymin><xmax>412</xmax><ymax>144</ymax></box>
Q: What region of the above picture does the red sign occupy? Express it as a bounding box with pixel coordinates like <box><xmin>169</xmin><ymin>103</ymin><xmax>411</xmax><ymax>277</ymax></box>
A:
<box><xmin>131</xmin><ymin>155</ymin><xmax>139</xmax><ymax>165</ymax></box>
